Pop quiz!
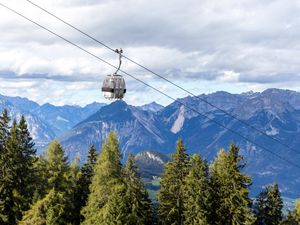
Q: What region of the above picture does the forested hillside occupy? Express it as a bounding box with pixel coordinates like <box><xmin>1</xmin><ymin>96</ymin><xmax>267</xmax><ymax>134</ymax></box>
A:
<box><xmin>1</xmin><ymin>109</ymin><xmax>300</xmax><ymax>224</ymax></box>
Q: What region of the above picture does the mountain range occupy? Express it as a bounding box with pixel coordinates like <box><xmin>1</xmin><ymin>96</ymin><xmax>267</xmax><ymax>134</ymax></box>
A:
<box><xmin>1</xmin><ymin>88</ymin><xmax>300</xmax><ymax>198</ymax></box>
<box><xmin>0</xmin><ymin>94</ymin><xmax>105</xmax><ymax>152</ymax></box>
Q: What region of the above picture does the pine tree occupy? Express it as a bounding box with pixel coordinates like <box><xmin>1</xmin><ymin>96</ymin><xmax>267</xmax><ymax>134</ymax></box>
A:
<box><xmin>79</xmin><ymin>145</ymin><xmax>97</xmax><ymax>206</ymax></box>
<box><xmin>0</xmin><ymin>109</ymin><xmax>15</xmax><ymax>225</ymax></box>
<box><xmin>65</xmin><ymin>156</ymin><xmax>82</xmax><ymax>225</ymax></box>
<box><xmin>269</xmin><ymin>183</ymin><xmax>283</xmax><ymax>224</ymax></box>
<box><xmin>5</xmin><ymin>119</ymin><xmax>23</xmax><ymax>221</ymax></box>
<box><xmin>100</xmin><ymin>183</ymin><xmax>129</xmax><ymax>224</ymax></box>
<box><xmin>281</xmin><ymin>200</ymin><xmax>300</xmax><ymax>224</ymax></box>
<box><xmin>0</xmin><ymin>113</ymin><xmax>36</xmax><ymax>224</ymax></box>
<box><xmin>74</xmin><ymin>145</ymin><xmax>97</xmax><ymax>224</ymax></box>
<box><xmin>45</xmin><ymin>140</ymin><xmax>69</xmax><ymax>192</ymax></box>
<box><xmin>281</xmin><ymin>210</ymin><xmax>298</xmax><ymax>225</ymax></box>
<box><xmin>210</xmin><ymin>144</ymin><xmax>255</xmax><ymax>225</ymax></box>
<box><xmin>254</xmin><ymin>187</ymin><xmax>269</xmax><ymax>225</ymax></box>
<box><xmin>81</xmin><ymin>132</ymin><xmax>126</xmax><ymax>224</ymax></box>
<box><xmin>16</xmin><ymin>116</ymin><xmax>36</xmax><ymax>211</ymax></box>
<box><xmin>31</xmin><ymin>156</ymin><xmax>50</xmax><ymax>202</ymax></box>
<box><xmin>123</xmin><ymin>154</ymin><xmax>152</xmax><ymax>225</ymax></box>
<box><xmin>20</xmin><ymin>140</ymin><xmax>71</xmax><ymax>224</ymax></box>
<box><xmin>157</xmin><ymin>138</ymin><xmax>190</xmax><ymax>225</ymax></box>
<box><xmin>183</xmin><ymin>154</ymin><xmax>211</xmax><ymax>225</ymax></box>
<box><xmin>19</xmin><ymin>189</ymin><xmax>67</xmax><ymax>225</ymax></box>
<box><xmin>254</xmin><ymin>183</ymin><xmax>283</xmax><ymax>225</ymax></box>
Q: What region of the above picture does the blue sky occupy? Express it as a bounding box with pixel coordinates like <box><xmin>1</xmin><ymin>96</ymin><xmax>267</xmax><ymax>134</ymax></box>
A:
<box><xmin>0</xmin><ymin>0</ymin><xmax>300</xmax><ymax>106</ymax></box>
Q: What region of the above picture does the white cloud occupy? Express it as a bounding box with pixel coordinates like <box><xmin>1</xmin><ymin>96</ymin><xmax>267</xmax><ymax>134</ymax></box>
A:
<box><xmin>1</xmin><ymin>0</ymin><xmax>300</xmax><ymax>105</ymax></box>
<box><xmin>217</xmin><ymin>71</ymin><xmax>240</xmax><ymax>83</ymax></box>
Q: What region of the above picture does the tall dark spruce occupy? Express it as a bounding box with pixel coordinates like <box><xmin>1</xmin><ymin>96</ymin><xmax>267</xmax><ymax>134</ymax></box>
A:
<box><xmin>75</xmin><ymin>144</ymin><xmax>98</xmax><ymax>224</ymax></box>
<box><xmin>123</xmin><ymin>154</ymin><xmax>152</xmax><ymax>225</ymax></box>
<box><xmin>20</xmin><ymin>140</ymin><xmax>73</xmax><ymax>224</ymax></box>
<box><xmin>210</xmin><ymin>144</ymin><xmax>255</xmax><ymax>225</ymax></box>
<box><xmin>81</xmin><ymin>132</ymin><xmax>128</xmax><ymax>224</ymax></box>
<box><xmin>0</xmin><ymin>111</ymin><xmax>36</xmax><ymax>224</ymax></box>
<box><xmin>254</xmin><ymin>183</ymin><xmax>283</xmax><ymax>225</ymax></box>
<box><xmin>157</xmin><ymin>138</ymin><xmax>190</xmax><ymax>225</ymax></box>
<box><xmin>0</xmin><ymin>109</ymin><xmax>14</xmax><ymax>224</ymax></box>
<box><xmin>183</xmin><ymin>154</ymin><xmax>212</xmax><ymax>225</ymax></box>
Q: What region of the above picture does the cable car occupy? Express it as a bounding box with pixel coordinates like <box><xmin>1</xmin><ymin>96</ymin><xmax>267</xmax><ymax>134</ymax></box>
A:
<box><xmin>101</xmin><ymin>48</ymin><xmax>126</xmax><ymax>100</ymax></box>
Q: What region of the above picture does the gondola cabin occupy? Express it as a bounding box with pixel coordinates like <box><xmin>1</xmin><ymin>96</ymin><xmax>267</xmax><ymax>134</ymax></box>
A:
<box><xmin>102</xmin><ymin>74</ymin><xmax>126</xmax><ymax>100</ymax></box>
<box><xmin>101</xmin><ymin>48</ymin><xmax>126</xmax><ymax>100</ymax></box>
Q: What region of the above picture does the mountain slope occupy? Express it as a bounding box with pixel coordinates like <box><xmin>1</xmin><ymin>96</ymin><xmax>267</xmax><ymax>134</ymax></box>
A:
<box><xmin>0</xmin><ymin>94</ymin><xmax>105</xmax><ymax>152</ymax></box>
<box><xmin>60</xmin><ymin>100</ymin><xmax>168</xmax><ymax>161</ymax></box>
<box><xmin>59</xmin><ymin>89</ymin><xmax>300</xmax><ymax>198</ymax></box>
<box><xmin>135</xmin><ymin>150</ymin><xmax>170</xmax><ymax>178</ymax></box>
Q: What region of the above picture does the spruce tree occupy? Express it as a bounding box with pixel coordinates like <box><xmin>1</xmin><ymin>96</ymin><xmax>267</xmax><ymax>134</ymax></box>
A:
<box><xmin>0</xmin><ymin>112</ymin><xmax>36</xmax><ymax>224</ymax></box>
<box><xmin>254</xmin><ymin>183</ymin><xmax>283</xmax><ymax>225</ymax></box>
<box><xmin>123</xmin><ymin>154</ymin><xmax>152</xmax><ymax>225</ymax></box>
<box><xmin>183</xmin><ymin>154</ymin><xmax>211</xmax><ymax>225</ymax></box>
<box><xmin>45</xmin><ymin>140</ymin><xmax>69</xmax><ymax>192</ymax></box>
<box><xmin>19</xmin><ymin>189</ymin><xmax>67</xmax><ymax>225</ymax></box>
<box><xmin>78</xmin><ymin>145</ymin><xmax>97</xmax><ymax>207</ymax></box>
<box><xmin>73</xmin><ymin>145</ymin><xmax>98</xmax><ymax>224</ymax></box>
<box><xmin>16</xmin><ymin>116</ymin><xmax>36</xmax><ymax>211</ymax></box>
<box><xmin>157</xmin><ymin>138</ymin><xmax>190</xmax><ymax>225</ymax></box>
<box><xmin>210</xmin><ymin>144</ymin><xmax>255</xmax><ymax>225</ymax></box>
<box><xmin>269</xmin><ymin>183</ymin><xmax>283</xmax><ymax>224</ymax></box>
<box><xmin>5</xmin><ymin>119</ymin><xmax>23</xmax><ymax>221</ymax></box>
<box><xmin>281</xmin><ymin>200</ymin><xmax>300</xmax><ymax>224</ymax></box>
<box><xmin>0</xmin><ymin>110</ymin><xmax>15</xmax><ymax>225</ymax></box>
<box><xmin>81</xmin><ymin>132</ymin><xmax>126</xmax><ymax>224</ymax></box>
<box><xmin>281</xmin><ymin>211</ymin><xmax>298</xmax><ymax>225</ymax></box>
<box><xmin>20</xmin><ymin>140</ymin><xmax>71</xmax><ymax>224</ymax></box>
<box><xmin>100</xmin><ymin>183</ymin><xmax>129</xmax><ymax>224</ymax></box>
<box><xmin>254</xmin><ymin>187</ymin><xmax>269</xmax><ymax>225</ymax></box>
<box><xmin>66</xmin><ymin>156</ymin><xmax>82</xmax><ymax>225</ymax></box>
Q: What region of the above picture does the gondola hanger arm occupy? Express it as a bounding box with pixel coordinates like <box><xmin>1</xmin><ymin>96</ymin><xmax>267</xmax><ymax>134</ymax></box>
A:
<box><xmin>114</xmin><ymin>48</ymin><xmax>123</xmax><ymax>75</ymax></box>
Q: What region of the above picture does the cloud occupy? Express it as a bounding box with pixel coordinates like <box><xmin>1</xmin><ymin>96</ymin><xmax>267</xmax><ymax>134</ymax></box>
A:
<box><xmin>1</xmin><ymin>0</ymin><xmax>300</xmax><ymax>105</ymax></box>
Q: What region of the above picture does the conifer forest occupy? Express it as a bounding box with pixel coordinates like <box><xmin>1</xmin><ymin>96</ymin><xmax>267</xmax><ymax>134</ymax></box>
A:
<box><xmin>1</xmin><ymin>109</ymin><xmax>300</xmax><ymax>225</ymax></box>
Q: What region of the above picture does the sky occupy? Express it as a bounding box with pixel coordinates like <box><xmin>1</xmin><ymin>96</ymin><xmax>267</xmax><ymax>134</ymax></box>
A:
<box><xmin>0</xmin><ymin>0</ymin><xmax>300</xmax><ymax>106</ymax></box>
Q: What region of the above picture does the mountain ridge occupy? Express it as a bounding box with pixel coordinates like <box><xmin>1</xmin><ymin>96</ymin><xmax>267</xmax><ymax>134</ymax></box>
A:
<box><xmin>1</xmin><ymin>89</ymin><xmax>300</xmax><ymax>197</ymax></box>
<box><xmin>59</xmin><ymin>88</ymin><xmax>300</xmax><ymax>198</ymax></box>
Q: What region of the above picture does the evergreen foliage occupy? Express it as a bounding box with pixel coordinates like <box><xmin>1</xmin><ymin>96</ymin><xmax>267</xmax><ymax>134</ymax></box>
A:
<box><xmin>81</xmin><ymin>132</ymin><xmax>126</xmax><ymax>224</ymax></box>
<box><xmin>0</xmin><ymin>108</ymin><xmax>290</xmax><ymax>224</ymax></box>
<box><xmin>0</xmin><ymin>111</ymin><xmax>36</xmax><ymax>224</ymax></box>
<box><xmin>123</xmin><ymin>154</ymin><xmax>152</xmax><ymax>225</ymax></box>
<box><xmin>281</xmin><ymin>199</ymin><xmax>300</xmax><ymax>224</ymax></box>
<box><xmin>21</xmin><ymin>140</ymin><xmax>73</xmax><ymax>224</ymax></box>
<box><xmin>210</xmin><ymin>144</ymin><xmax>255</xmax><ymax>225</ymax></box>
<box><xmin>295</xmin><ymin>200</ymin><xmax>300</xmax><ymax>223</ymax></box>
<box><xmin>157</xmin><ymin>138</ymin><xmax>190</xmax><ymax>225</ymax></box>
<box><xmin>254</xmin><ymin>183</ymin><xmax>283</xmax><ymax>225</ymax></box>
<box><xmin>183</xmin><ymin>154</ymin><xmax>211</xmax><ymax>225</ymax></box>
<box><xmin>73</xmin><ymin>145</ymin><xmax>97</xmax><ymax>224</ymax></box>
<box><xmin>16</xmin><ymin>116</ymin><xmax>36</xmax><ymax>206</ymax></box>
<box><xmin>19</xmin><ymin>189</ymin><xmax>67</xmax><ymax>225</ymax></box>
<box><xmin>66</xmin><ymin>156</ymin><xmax>82</xmax><ymax>225</ymax></box>
<box><xmin>77</xmin><ymin>145</ymin><xmax>97</xmax><ymax>209</ymax></box>
<box><xmin>44</xmin><ymin>140</ymin><xmax>69</xmax><ymax>192</ymax></box>
<box><xmin>0</xmin><ymin>114</ymin><xmax>16</xmax><ymax>225</ymax></box>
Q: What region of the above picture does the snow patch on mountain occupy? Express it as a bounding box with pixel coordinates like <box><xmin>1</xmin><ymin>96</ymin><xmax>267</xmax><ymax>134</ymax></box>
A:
<box><xmin>56</xmin><ymin>116</ymin><xmax>69</xmax><ymax>122</ymax></box>
<box><xmin>146</xmin><ymin>151</ymin><xmax>165</xmax><ymax>164</ymax></box>
<box><xmin>266</xmin><ymin>125</ymin><xmax>279</xmax><ymax>136</ymax></box>
<box><xmin>171</xmin><ymin>105</ymin><xmax>185</xmax><ymax>134</ymax></box>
